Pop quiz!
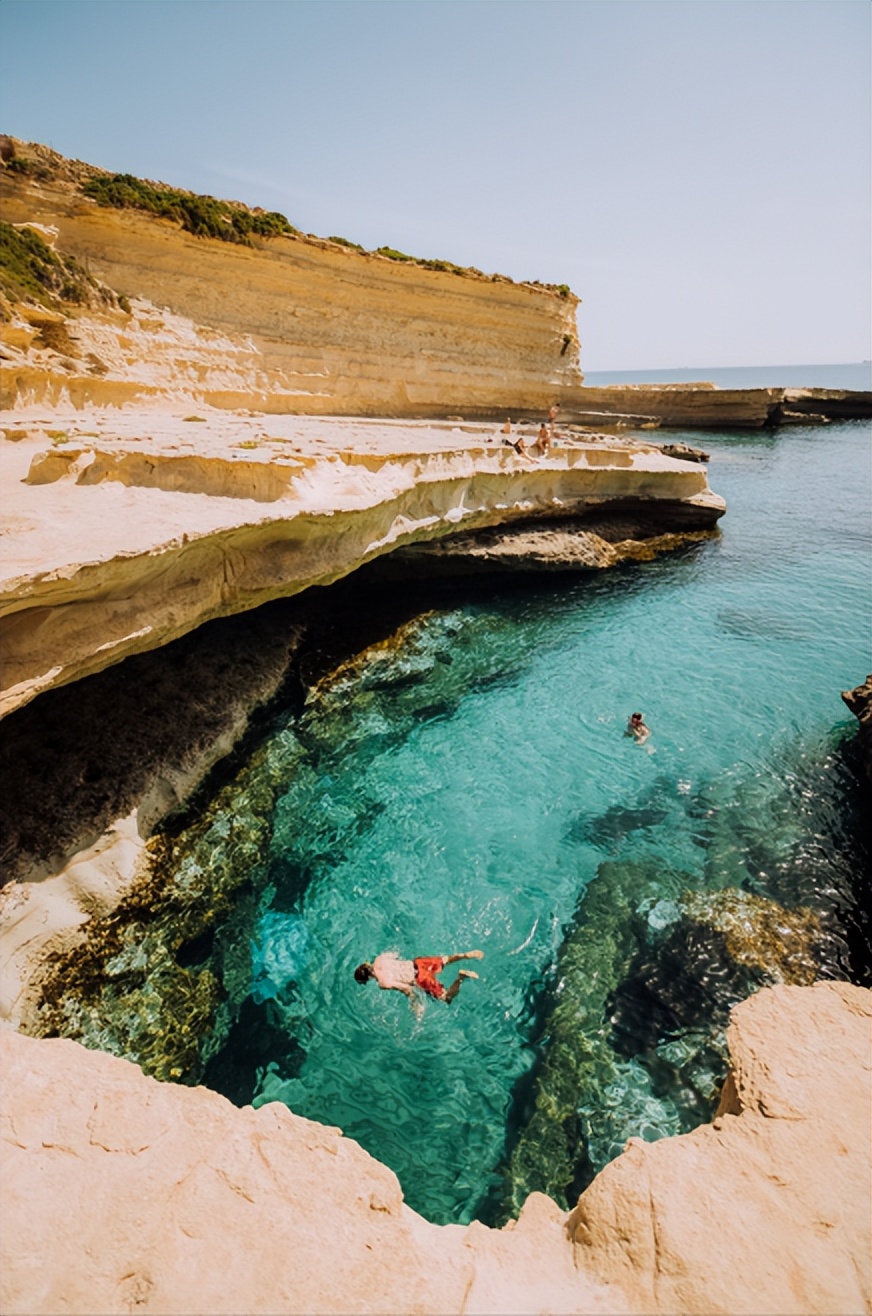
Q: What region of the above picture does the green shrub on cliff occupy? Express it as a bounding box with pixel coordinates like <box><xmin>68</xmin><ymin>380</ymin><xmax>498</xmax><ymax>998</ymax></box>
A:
<box><xmin>82</xmin><ymin>173</ymin><xmax>298</xmax><ymax>246</ymax></box>
<box><xmin>375</xmin><ymin>245</ymin><xmax>414</xmax><ymax>262</ymax></box>
<box><xmin>0</xmin><ymin>220</ymin><xmax>95</xmax><ymax>309</ymax></box>
<box><xmin>0</xmin><ymin>220</ymin><xmax>130</xmax><ymax>318</ymax></box>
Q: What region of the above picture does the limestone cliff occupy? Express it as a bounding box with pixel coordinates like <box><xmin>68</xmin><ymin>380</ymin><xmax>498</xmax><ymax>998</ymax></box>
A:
<box><xmin>1</xmin><ymin>139</ymin><xmax>581</xmax><ymax>417</ymax></box>
<box><xmin>2</xmin><ymin>981</ymin><xmax>868</xmax><ymax>1315</ymax></box>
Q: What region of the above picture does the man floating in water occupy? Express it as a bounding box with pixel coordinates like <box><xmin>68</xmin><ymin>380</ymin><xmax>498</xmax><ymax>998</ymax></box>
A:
<box><xmin>626</xmin><ymin>711</ymin><xmax>651</xmax><ymax>743</ymax></box>
<box><xmin>354</xmin><ymin>949</ymin><xmax>483</xmax><ymax>1004</ymax></box>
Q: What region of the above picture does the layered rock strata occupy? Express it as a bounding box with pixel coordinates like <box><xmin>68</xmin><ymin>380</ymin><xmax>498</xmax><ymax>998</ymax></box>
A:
<box><xmin>564</xmin><ymin>384</ymin><xmax>872</xmax><ymax>429</ymax></box>
<box><xmin>3</xmin><ymin>142</ymin><xmax>868</xmax><ymax>428</ymax></box>
<box><xmin>0</xmin><ymin>416</ymin><xmax>724</xmax><ymax>720</ymax></box>
<box><xmin>1</xmin><ymin>981</ymin><xmax>868</xmax><ymax>1316</ymax></box>
<box><xmin>1</xmin><ymin>141</ymin><xmax>581</xmax><ymax>417</ymax></box>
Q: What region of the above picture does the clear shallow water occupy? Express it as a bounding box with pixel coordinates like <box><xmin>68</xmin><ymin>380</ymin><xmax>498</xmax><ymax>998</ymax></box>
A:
<box><xmin>188</xmin><ymin>416</ymin><xmax>871</xmax><ymax>1226</ymax></box>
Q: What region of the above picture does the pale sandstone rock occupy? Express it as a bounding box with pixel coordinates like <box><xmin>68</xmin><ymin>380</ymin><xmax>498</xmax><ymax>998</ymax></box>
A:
<box><xmin>0</xmin><ymin>1028</ymin><xmax>620</xmax><ymax>1316</ymax></box>
<box><xmin>1</xmin><ymin>982</ymin><xmax>868</xmax><ymax>1315</ymax></box>
<box><xmin>0</xmin><ymin>417</ymin><xmax>723</xmax><ymax>719</ymax></box>
<box><xmin>568</xmin><ymin>981</ymin><xmax>871</xmax><ymax>1316</ymax></box>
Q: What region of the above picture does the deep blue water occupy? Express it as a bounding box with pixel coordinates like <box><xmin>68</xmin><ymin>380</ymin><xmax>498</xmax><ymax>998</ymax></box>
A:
<box><xmin>584</xmin><ymin>361</ymin><xmax>872</xmax><ymax>390</ymax></box>
<box><xmin>190</xmin><ymin>391</ymin><xmax>870</xmax><ymax>1226</ymax></box>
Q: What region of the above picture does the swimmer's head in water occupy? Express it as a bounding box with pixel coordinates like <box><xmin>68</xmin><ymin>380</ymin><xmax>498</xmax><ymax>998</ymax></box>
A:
<box><xmin>354</xmin><ymin>963</ymin><xmax>374</xmax><ymax>984</ymax></box>
<box><xmin>631</xmin><ymin>712</ymin><xmax>643</xmax><ymax>723</ymax></box>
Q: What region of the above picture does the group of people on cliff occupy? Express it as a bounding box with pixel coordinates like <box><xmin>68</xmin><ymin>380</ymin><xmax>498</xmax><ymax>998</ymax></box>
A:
<box><xmin>502</xmin><ymin>404</ymin><xmax>560</xmax><ymax>462</ymax></box>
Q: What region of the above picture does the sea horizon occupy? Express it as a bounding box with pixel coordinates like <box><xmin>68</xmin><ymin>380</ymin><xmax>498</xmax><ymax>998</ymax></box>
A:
<box><xmin>582</xmin><ymin>361</ymin><xmax>872</xmax><ymax>391</ymax></box>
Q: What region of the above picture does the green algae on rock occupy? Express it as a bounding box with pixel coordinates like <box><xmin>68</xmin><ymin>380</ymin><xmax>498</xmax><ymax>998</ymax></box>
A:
<box><xmin>30</xmin><ymin>726</ymin><xmax>308</xmax><ymax>1083</ymax></box>
<box><xmin>500</xmin><ymin>872</ymin><xmax>823</xmax><ymax>1221</ymax></box>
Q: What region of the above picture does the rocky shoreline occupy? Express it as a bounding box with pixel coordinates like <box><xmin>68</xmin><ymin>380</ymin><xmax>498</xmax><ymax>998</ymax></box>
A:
<box><xmin>2</xmin><ymin>135</ymin><xmax>870</xmax><ymax>1316</ymax></box>
<box><xmin>2</xmin><ymin>981</ymin><xmax>868</xmax><ymax>1315</ymax></box>
<box><xmin>842</xmin><ymin>675</ymin><xmax>872</xmax><ymax>786</ymax></box>
<box><xmin>0</xmin><ymin>413</ymin><xmax>725</xmax><ymax>720</ymax></box>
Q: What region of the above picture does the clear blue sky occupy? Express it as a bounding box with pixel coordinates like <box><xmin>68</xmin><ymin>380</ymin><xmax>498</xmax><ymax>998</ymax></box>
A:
<box><xmin>2</xmin><ymin>0</ymin><xmax>869</xmax><ymax>370</ymax></box>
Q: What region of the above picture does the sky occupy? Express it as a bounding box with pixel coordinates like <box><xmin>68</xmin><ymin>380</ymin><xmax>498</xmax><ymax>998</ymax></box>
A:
<box><xmin>1</xmin><ymin>0</ymin><xmax>869</xmax><ymax>371</ymax></box>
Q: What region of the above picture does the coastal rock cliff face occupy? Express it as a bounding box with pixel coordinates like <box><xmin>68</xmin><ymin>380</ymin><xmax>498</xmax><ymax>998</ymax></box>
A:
<box><xmin>0</xmin><ymin>418</ymin><xmax>723</xmax><ymax>720</ymax></box>
<box><xmin>2</xmin><ymin>982</ymin><xmax>868</xmax><ymax>1316</ymax></box>
<box><xmin>1</xmin><ymin>142</ymin><xmax>581</xmax><ymax>417</ymax></box>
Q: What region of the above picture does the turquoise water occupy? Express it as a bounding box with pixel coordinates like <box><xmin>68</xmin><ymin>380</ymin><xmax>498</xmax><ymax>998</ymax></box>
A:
<box><xmin>195</xmin><ymin>413</ymin><xmax>870</xmax><ymax>1226</ymax></box>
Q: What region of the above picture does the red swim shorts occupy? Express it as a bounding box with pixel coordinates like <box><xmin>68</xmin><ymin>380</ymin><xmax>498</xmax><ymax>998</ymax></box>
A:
<box><xmin>414</xmin><ymin>956</ymin><xmax>446</xmax><ymax>999</ymax></box>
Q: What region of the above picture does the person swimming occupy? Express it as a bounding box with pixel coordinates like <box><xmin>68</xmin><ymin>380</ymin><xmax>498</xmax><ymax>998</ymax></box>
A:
<box><xmin>354</xmin><ymin>949</ymin><xmax>483</xmax><ymax>1005</ymax></box>
<box><xmin>626</xmin><ymin>712</ymin><xmax>650</xmax><ymax>743</ymax></box>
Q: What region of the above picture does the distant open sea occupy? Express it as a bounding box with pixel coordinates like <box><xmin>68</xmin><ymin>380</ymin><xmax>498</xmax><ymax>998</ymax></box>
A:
<box><xmin>583</xmin><ymin>362</ymin><xmax>872</xmax><ymax>390</ymax></box>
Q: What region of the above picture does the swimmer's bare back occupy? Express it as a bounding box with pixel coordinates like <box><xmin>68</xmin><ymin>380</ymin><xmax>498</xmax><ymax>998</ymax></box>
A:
<box><xmin>356</xmin><ymin>950</ymin><xmax>484</xmax><ymax>1007</ymax></box>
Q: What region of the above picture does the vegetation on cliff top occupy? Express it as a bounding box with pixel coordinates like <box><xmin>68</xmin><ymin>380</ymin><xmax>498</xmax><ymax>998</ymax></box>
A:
<box><xmin>82</xmin><ymin>173</ymin><xmax>299</xmax><ymax>246</ymax></box>
<box><xmin>0</xmin><ymin>220</ymin><xmax>129</xmax><ymax>317</ymax></box>
<box><xmin>79</xmin><ymin>167</ymin><xmax>573</xmax><ymax>295</ymax></box>
<box><xmin>1</xmin><ymin>137</ymin><xmax>577</xmax><ymax>298</ymax></box>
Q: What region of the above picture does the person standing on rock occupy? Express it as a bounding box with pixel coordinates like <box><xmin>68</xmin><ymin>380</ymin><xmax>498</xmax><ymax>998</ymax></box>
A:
<box><xmin>354</xmin><ymin>949</ymin><xmax>483</xmax><ymax>1006</ymax></box>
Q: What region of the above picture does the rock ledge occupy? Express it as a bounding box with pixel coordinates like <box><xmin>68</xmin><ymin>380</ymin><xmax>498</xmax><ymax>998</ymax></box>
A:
<box><xmin>2</xmin><ymin>981</ymin><xmax>868</xmax><ymax>1315</ymax></box>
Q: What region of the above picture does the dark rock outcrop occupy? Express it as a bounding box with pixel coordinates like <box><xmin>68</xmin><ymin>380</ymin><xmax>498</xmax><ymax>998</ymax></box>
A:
<box><xmin>842</xmin><ymin>675</ymin><xmax>872</xmax><ymax>786</ymax></box>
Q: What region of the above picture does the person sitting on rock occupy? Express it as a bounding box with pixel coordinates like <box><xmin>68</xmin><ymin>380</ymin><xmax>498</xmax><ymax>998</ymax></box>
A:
<box><xmin>510</xmin><ymin>434</ymin><xmax>538</xmax><ymax>464</ymax></box>
<box><xmin>533</xmin><ymin>423</ymin><xmax>551</xmax><ymax>455</ymax></box>
<box><xmin>354</xmin><ymin>949</ymin><xmax>483</xmax><ymax>1005</ymax></box>
<box><xmin>626</xmin><ymin>712</ymin><xmax>650</xmax><ymax>743</ymax></box>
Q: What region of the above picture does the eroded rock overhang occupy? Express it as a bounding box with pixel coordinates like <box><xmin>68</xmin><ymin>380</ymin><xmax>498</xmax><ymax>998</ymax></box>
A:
<box><xmin>0</xmin><ymin>416</ymin><xmax>725</xmax><ymax>719</ymax></box>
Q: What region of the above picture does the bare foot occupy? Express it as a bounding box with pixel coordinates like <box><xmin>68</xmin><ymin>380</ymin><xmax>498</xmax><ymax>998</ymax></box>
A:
<box><xmin>466</xmin><ymin>949</ymin><xmax>484</xmax><ymax>959</ymax></box>
<box><xmin>458</xmin><ymin>970</ymin><xmax>479</xmax><ymax>980</ymax></box>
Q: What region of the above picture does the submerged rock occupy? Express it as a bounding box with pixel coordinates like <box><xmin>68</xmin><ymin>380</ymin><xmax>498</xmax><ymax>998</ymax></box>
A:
<box><xmin>502</xmin><ymin>873</ymin><xmax>823</xmax><ymax>1220</ymax></box>
<box><xmin>26</xmin><ymin>725</ymin><xmax>308</xmax><ymax>1083</ymax></box>
<box><xmin>658</xmin><ymin>441</ymin><xmax>710</xmax><ymax>463</ymax></box>
<box><xmin>500</xmin><ymin>859</ymin><xmax>691</xmax><ymax>1217</ymax></box>
<box><xmin>609</xmin><ymin>887</ymin><xmax>821</xmax><ymax>1056</ymax></box>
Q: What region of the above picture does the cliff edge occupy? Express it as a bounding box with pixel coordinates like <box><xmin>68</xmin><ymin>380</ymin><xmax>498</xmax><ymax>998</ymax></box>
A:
<box><xmin>1</xmin><ymin>138</ymin><xmax>581</xmax><ymax>418</ymax></box>
<box><xmin>2</xmin><ymin>981</ymin><xmax>868</xmax><ymax>1315</ymax></box>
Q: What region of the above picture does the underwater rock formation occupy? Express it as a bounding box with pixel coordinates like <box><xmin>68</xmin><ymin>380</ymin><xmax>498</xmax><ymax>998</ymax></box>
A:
<box><xmin>501</xmin><ymin>860</ymin><xmax>689</xmax><ymax>1215</ymax></box>
<box><xmin>20</xmin><ymin>716</ymin><xmax>307</xmax><ymax>1078</ymax></box>
<box><xmin>503</xmin><ymin>874</ymin><xmax>823</xmax><ymax>1216</ymax></box>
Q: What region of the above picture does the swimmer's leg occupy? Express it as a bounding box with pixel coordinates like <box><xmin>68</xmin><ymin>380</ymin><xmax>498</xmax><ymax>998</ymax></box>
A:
<box><xmin>443</xmin><ymin>950</ymin><xmax>484</xmax><ymax>965</ymax></box>
<box><xmin>444</xmin><ymin>970</ymin><xmax>479</xmax><ymax>1003</ymax></box>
